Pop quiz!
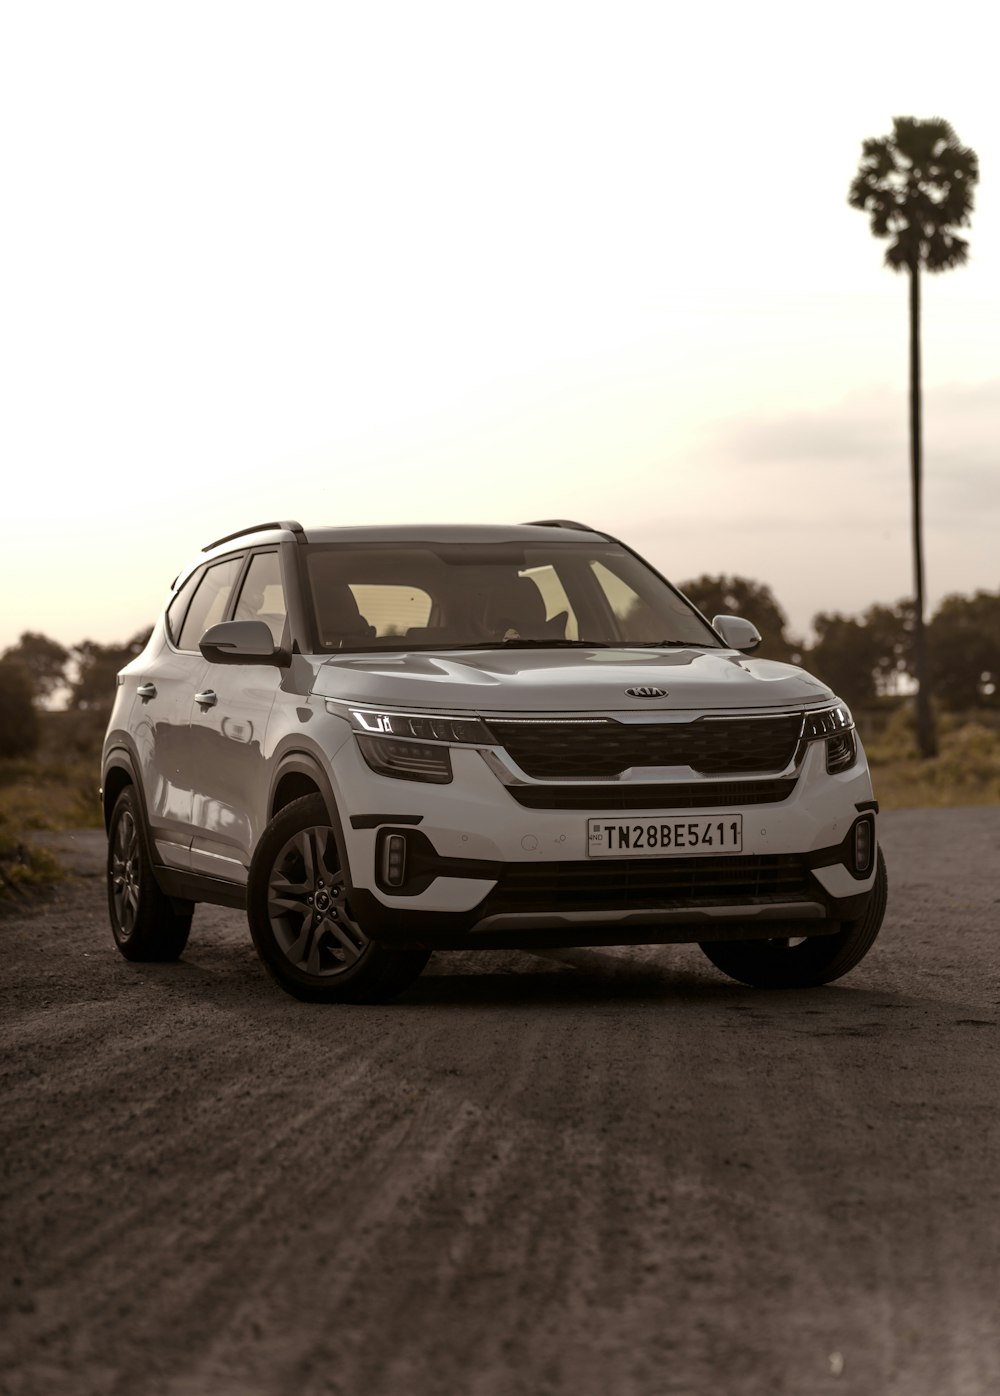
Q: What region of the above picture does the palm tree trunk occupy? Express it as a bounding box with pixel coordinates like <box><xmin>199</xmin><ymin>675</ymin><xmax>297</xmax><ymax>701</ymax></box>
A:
<box><xmin>909</xmin><ymin>256</ymin><xmax>937</xmax><ymax>757</ymax></box>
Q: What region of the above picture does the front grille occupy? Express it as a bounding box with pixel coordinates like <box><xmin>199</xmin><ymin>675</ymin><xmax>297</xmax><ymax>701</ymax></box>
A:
<box><xmin>489</xmin><ymin>854</ymin><xmax>812</xmax><ymax>913</ymax></box>
<box><xmin>507</xmin><ymin>777</ymin><xmax>798</xmax><ymax>810</ymax></box>
<box><xmin>489</xmin><ymin>715</ymin><xmax>802</xmax><ymax>778</ymax></box>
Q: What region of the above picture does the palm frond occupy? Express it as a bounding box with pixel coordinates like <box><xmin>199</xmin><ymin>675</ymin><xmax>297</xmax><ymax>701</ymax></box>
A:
<box><xmin>924</xmin><ymin>229</ymin><xmax>969</xmax><ymax>271</ymax></box>
<box><xmin>850</xmin><ymin>115</ymin><xmax>978</xmax><ymax>271</ymax></box>
<box><xmin>884</xmin><ymin>239</ymin><xmax>912</xmax><ymax>273</ymax></box>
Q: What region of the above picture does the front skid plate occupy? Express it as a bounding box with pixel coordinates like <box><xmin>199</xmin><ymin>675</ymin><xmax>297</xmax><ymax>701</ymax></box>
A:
<box><xmin>358</xmin><ymin>920</ymin><xmax>843</xmax><ymax>952</ymax></box>
<box><xmin>348</xmin><ymin>889</ymin><xmax>857</xmax><ymax>950</ymax></box>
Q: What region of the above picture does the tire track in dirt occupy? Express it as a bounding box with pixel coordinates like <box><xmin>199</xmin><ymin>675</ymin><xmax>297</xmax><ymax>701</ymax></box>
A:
<box><xmin>3</xmin><ymin>808</ymin><xmax>1000</xmax><ymax>1396</ymax></box>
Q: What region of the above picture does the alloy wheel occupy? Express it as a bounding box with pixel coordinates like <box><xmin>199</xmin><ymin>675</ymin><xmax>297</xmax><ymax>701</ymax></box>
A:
<box><xmin>110</xmin><ymin>809</ymin><xmax>141</xmax><ymax>938</ymax></box>
<box><xmin>266</xmin><ymin>824</ymin><xmax>369</xmax><ymax>976</ymax></box>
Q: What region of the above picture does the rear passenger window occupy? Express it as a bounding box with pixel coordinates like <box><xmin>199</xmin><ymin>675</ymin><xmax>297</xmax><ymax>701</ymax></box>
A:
<box><xmin>177</xmin><ymin>556</ymin><xmax>243</xmax><ymax>651</ymax></box>
<box><xmin>233</xmin><ymin>552</ymin><xmax>287</xmax><ymax>644</ymax></box>
<box><xmin>166</xmin><ymin>570</ymin><xmax>203</xmax><ymax>646</ymax></box>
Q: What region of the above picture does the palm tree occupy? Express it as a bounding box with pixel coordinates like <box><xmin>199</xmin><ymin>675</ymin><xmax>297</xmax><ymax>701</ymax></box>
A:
<box><xmin>849</xmin><ymin>117</ymin><xmax>978</xmax><ymax>758</ymax></box>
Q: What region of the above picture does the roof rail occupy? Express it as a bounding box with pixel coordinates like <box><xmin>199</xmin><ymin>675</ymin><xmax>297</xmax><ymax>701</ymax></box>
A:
<box><xmin>523</xmin><ymin>518</ymin><xmax>597</xmax><ymax>533</ymax></box>
<box><xmin>202</xmin><ymin>520</ymin><xmax>306</xmax><ymax>553</ymax></box>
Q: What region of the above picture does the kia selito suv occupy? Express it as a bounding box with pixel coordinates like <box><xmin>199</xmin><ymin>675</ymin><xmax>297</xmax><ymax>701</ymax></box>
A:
<box><xmin>102</xmin><ymin>520</ymin><xmax>887</xmax><ymax>1001</ymax></box>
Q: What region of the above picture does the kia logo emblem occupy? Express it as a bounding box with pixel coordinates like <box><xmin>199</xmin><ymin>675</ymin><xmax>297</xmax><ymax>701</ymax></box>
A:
<box><xmin>625</xmin><ymin>686</ymin><xmax>667</xmax><ymax>698</ymax></box>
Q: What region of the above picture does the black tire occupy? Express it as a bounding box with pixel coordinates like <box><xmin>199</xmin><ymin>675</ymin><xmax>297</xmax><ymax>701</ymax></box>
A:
<box><xmin>247</xmin><ymin>794</ymin><xmax>430</xmax><ymax>1003</ymax></box>
<box><xmin>107</xmin><ymin>787</ymin><xmax>193</xmax><ymax>961</ymax></box>
<box><xmin>699</xmin><ymin>847</ymin><xmax>888</xmax><ymax>989</ymax></box>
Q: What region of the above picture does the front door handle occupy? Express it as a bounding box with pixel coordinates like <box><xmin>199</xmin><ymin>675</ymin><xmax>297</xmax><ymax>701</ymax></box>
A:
<box><xmin>194</xmin><ymin>689</ymin><xmax>218</xmax><ymax>709</ymax></box>
<box><xmin>136</xmin><ymin>682</ymin><xmax>157</xmax><ymax>700</ymax></box>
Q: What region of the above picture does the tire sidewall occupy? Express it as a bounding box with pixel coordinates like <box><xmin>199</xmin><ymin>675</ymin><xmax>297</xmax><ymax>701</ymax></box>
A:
<box><xmin>701</xmin><ymin>847</ymin><xmax>888</xmax><ymax>989</ymax></box>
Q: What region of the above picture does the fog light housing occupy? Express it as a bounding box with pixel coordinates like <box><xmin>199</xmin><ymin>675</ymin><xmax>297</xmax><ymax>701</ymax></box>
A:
<box><xmin>381</xmin><ymin>833</ymin><xmax>407</xmax><ymax>888</ymax></box>
<box><xmin>853</xmin><ymin>815</ymin><xmax>874</xmax><ymax>875</ymax></box>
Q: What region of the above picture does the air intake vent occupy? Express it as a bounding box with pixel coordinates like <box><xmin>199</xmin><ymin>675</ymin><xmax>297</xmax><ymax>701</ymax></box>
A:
<box><xmin>489</xmin><ymin>854</ymin><xmax>811</xmax><ymax>914</ymax></box>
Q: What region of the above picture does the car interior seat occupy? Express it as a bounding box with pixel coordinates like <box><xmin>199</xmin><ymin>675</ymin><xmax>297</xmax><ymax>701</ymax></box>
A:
<box><xmin>481</xmin><ymin>576</ymin><xmax>566</xmax><ymax>641</ymax></box>
<box><xmin>315</xmin><ymin>585</ymin><xmax>376</xmax><ymax>648</ymax></box>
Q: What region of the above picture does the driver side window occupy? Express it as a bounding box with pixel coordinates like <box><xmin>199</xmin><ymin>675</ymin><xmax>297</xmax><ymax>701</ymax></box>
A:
<box><xmin>233</xmin><ymin>552</ymin><xmax>287</xmax><ymax>645</ymax></box>
<box><xmin>176</xmin><ymin>556</ymin><xmax>244</xmax><ymax>652</ymax></box>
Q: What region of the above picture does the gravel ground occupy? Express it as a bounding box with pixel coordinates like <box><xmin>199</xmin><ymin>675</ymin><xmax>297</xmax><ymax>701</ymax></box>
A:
<box><xmin>2</xmin><ymin>808</ymin><xmax>999</xmax><ymax>1396</ymax></box>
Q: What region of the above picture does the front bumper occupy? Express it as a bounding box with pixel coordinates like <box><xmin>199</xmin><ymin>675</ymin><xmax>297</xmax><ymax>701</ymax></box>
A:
<box><xmin>330</xmin><ymin>732</ymin><xmax>879</xmax><ymax>950</ymax></box>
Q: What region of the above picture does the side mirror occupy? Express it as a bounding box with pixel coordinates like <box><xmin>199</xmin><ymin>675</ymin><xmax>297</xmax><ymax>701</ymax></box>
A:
<box><xmin>199</xmin><ymin>620</ymin><xmax>289</xmax><ymax>667</ymax></box>
<box><xmin>712</xmin><ymin>614</ymin><xmax>762</xmax><ymax>653</ymax></box>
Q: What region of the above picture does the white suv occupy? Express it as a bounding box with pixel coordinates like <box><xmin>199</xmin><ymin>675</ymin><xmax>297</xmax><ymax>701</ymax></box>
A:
<box><xmin>102</xmin><ymin>520</ymin><xmax>886</xmax><ymax>1001</ymax></box>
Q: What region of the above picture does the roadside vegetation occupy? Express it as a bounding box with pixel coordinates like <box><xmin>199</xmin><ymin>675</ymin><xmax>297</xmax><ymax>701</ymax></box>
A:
<box><xmin>0</xmin><ymin>633</ymin><xmax>145</xmax><ymax>902</ymax></box>
<box><xmin>0</xmin><ymin>815</ymin><xmax>63</xmax><ymax>902</ymax></box>
<box><xmin>0</xmin><ymin>710</ymin><xmax>106</xmax><ymax>833</ymax></box>
<box><xmin>0</xmin><ymin>712</ymin><xmax>106</xmax><ymax>904</ymax></box>
<box><xmin>865</xmin><ymin>706</ymin><xmax>1000</xmax><ymax>810</ymax></box>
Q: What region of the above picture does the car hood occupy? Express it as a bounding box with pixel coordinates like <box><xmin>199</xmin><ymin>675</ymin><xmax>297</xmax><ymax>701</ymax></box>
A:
<box><xmin>309</xmin><ymin>647</ymin><xmax>834</xmax><ymax>714</ymax></box>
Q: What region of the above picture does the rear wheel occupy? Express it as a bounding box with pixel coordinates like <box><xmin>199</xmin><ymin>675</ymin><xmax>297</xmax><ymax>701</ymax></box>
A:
<box><xmin>699</xmin><ymin>847</ymin><xmax>887</xmax><ymax>989</ymax></box>
<box><xmin>247</xmin><ymin>794</ymin><xmax>429</xmax><ymax>1002</ymax></box>
<box><xmin>107</xmin><ymin>787</ymin><xmax>193</xmax><ymax>961</ymax></box>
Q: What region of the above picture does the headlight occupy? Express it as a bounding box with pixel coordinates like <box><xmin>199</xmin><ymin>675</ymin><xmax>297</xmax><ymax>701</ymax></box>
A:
<box><xmin>801</xmin><ymin>701</ymin><xmax>857</xmax><ymax>774</ymax></box>
<box><xmin>343</xmin><ymin>708</ymin><xmax>495</xmax><ymax>783</ymax></box>
<box><xmin>355</xmin><ymin>734</ymin><xmax>454</xmax><ymax>784</ymax></box>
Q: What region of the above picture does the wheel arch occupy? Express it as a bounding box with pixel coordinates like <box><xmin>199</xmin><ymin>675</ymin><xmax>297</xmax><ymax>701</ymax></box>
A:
<box><xmin>102</xmin><ymin>747</ymin><xmax>141</xmax><ymax>831</ymax></box>
<box><xmin>268</xmin><ymin>751</ymin><xmax>340</xmax><ymax>827</ymax></box>
<box><xmin>264</xmin><ymin>749</ymin><xmax>357</xmax><ymax>899</ymax></box>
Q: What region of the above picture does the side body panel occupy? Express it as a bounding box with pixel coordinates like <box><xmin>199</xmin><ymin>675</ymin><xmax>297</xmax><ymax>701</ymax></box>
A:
<box><xmin>186</xmin><ymin>661</ymin><xmax>284</xmax><ymax>882</ymax></box>
<box><xmin>127</xmin><ymin>626</ymin><xmax>199</xmax><ymax>869</ymax></box>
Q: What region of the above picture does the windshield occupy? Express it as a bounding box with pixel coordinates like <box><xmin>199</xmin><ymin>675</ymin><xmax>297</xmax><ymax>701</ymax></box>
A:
<box><xmin>301</xmin><ymin>541</ymin><xmax>720</xmax><ymax>653</ymax></box>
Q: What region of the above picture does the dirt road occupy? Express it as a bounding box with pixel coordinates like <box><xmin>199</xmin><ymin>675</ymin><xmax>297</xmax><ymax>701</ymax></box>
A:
<box><xmin>2</xmin><ymin>809</ymin><xmax>999</xmax><ymax>1396</ymax></box>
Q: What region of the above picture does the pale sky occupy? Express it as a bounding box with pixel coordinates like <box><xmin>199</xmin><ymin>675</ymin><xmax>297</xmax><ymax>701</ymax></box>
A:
<box><xmin>1</xmin><ymin>0</ymin><xmax>997</xmax><ymax>655</ymax></box>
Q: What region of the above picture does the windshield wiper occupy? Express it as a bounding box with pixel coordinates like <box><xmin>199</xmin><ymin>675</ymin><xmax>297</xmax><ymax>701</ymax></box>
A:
<box><xmin>473</xmin><ymin>638</ymin><xmax>715</xmax><ymax>650</ymax></box>
<box><xmin>481</xmin><ymin>638</ymin><xmax>616</xmax><ymax>649</ymax></box>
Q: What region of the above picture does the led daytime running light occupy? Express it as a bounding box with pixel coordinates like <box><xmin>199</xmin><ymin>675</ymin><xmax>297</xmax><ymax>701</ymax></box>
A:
<box><xmin>348</xmin><ymin>708</ymin><xmax>494</xmax><ymax>745</ymax></box>
<box><xmin>801</xmin><ymin>703</ymin><xmax>854</xmax><ymax>741</ymax></box>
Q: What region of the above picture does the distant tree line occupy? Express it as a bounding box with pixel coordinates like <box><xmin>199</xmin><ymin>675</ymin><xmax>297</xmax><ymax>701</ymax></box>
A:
<box><xmin>0</xmin><ymin>585</ymin><xmax>997</xmax><ymax>761</ymax></box>
<box><xmin>677</xmin><ymin>576</ymin><xmax>999</xmax><ymax>713</ymax></box>
<box><xmin>0</xmin><ymin>629</ymin><xmax>151</xmax><ymax>759</ymax></box>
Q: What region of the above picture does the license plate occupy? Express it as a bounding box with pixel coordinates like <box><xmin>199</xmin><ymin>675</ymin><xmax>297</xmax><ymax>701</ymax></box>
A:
<box><xmin>587</xmin><ymin>814</ymin><xmax>743</xmax><ymax>857</ymax></box>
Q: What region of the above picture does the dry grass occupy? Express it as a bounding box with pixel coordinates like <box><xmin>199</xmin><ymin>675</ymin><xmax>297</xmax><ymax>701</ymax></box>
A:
<box><xmin>0</xmin><ymin>711</ymin><xmax>104</xmax><ymax>899</ymax></box>
<box><xmin>0</xmin><ymin>711</ymin><xmax>104</xmax><ymax>833</ymax></box>
<box><xmin>0</xmin><ymin>816</ymin><xmax>64</xmax><ymax>901</ymax></box>
<box><xmin>866</xmin><ymin>708</ymin><xmax>1000</xmax><ymax>810</ymax></box>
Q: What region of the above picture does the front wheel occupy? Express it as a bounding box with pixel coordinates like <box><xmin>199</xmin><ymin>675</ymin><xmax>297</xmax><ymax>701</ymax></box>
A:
<box><xmin>699</xmin><ymin>847</ymin><xmax>887</xmax><ymax>989</ymax></box>
<box><xmin>247</xmin><ymin>794</ymin><xmax>429</xmax><ymax>1003</ymax></box>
